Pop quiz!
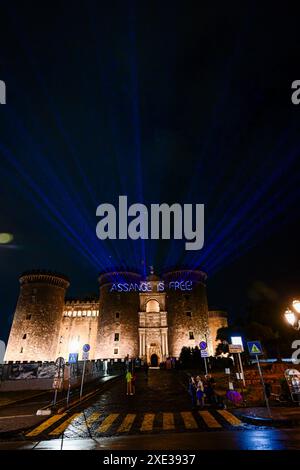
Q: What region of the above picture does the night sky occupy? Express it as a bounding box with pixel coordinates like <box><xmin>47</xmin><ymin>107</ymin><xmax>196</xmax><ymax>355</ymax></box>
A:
<box><xmin>0</xmin><ymin>1</ymin><xmax>300</xmax><ymax>343</ymax></box>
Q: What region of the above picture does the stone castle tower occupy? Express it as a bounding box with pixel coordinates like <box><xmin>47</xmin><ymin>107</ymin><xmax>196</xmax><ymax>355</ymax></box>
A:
<box><xmin>4</xmin><ymin>271</ymin><xmax>69</xmax><ymax>362</ymax></box>
<box><xmin>95</xmin><ymin>271</ymin><xmax>142</xmax><ymax>360</ymax></box>
<box><xmin>4</xmin><ymin>268</ymin><xmax>227</xmax><ymax>363</ymax></box>
<box><xmin>163</xmin><ymin>269</ymin><xmax>211</xmax><ymax>357</ymax></box>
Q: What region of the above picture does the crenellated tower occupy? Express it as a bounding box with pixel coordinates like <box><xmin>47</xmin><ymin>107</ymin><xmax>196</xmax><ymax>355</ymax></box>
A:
<box><xmin>4</xmin><ymin>271</ymin><xmax>69</xmax><ymax>362</ymax></box>
<box><xmin>162</xmin><ymin>268</ymin><xmax>211</xmax><ymax>357</ymax></box>
<box><xmin>95</xmin><ymin>270</ymin><xmax>142</xmax><ymax>359</ymax></box>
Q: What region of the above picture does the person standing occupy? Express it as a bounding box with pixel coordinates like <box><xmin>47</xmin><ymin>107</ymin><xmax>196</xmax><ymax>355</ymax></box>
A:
<box><xmin>188</xmin><ymin>376</ymin><xmax>197</xmax><ymax>408</ymax></box>
<box><xmin>131</xmin><ymin>370</ymin><xmax>136</xmax><ymax>395</ymax></box>
<box><xmin>144</xmin><ymin>362</ymin><xmax>149</xmax><ymax>381</ymax></box>
<box><xmin>126</xmin><ymin>369</ymin><xmax>133</xmax><ymax>395</ymax></box>
<box><xmin>196</xmin><ymin>376</ymin><xmax>205</xmax><ymax>408</ymax></box>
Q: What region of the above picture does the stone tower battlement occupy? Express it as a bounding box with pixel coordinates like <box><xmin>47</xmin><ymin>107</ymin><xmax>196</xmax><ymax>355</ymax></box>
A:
<box><xmin>20</xmin><ymin>270</ymin><xmax>70</xmax><ymax>289</ymax></box>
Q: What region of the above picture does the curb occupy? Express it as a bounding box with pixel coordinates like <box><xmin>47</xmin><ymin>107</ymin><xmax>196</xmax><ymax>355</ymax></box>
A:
<box><xmin>237</xmin><ymin>414</ymin><xmax>300</xmax><ymax>427</ymax></box>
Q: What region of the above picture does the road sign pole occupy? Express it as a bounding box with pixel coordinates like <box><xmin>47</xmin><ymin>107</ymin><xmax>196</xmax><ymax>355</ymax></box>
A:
<box><xmin>53</xmin><ymin>388</ymin><xmax>58</xmax><ymax>406</ymax></box>
<box><xmin>80</xmin><ymin>358</ymin><xmax>86</xmax><ymax>400</ymax></box>
<box><xmin>238</xmin><ymin>352</ymin><xmax>246</xmax><ymax>387</ymax></box>
<box><xmin>256</xmin><ymin>354</ymin><xmax>271</xmax><ymax>417</ymax></box>
<box><xmin>204</xmin><ymin>357</ymin><xmax>208</xmax><ymax>375</ymax></box>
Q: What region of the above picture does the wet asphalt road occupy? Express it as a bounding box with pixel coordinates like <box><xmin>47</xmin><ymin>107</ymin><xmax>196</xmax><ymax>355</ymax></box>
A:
<box><xmin>1</xmin><ymin>370</ymin><xmax>300</xmax><ymax>449</ymax></box>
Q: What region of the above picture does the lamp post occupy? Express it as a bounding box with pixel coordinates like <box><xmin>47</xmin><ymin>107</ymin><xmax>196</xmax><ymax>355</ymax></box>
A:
<box><xmin>284</xmin><ymin>300</ymin><xmax>300</xmax><ymax>330</ymax></box>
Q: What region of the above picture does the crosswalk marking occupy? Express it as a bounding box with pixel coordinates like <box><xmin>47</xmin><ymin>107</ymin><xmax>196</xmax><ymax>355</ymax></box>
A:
<box><xmin>26</xmin><ymin>413</ymin><xmax>67</xmax><ymax>437</ymax></box>
<box><xmin>140</xmin><ymin>413</ymin><xmax>155</xmax><ymax>431</ymax></box>
<box><xmin>25</xmin><ymin>409</ymin><xmax>243</xmax><ymax>438</ymax></box>
<box><xmin>117</xmin><ymin>413</ymin><xmax>136</xmax><ymax>433</ymax></box>
<box><xmin>163</xmin><ymin>412</ymin><xmax>175</xmax><ymax>430</ymax></box>
<box><xmin>49</xmin><ymin>413</ymin><xmax>81</xmax><ymax>436</ymax></box>
<box><xmin>180</xmin><ymin>412</ymin><xmax>198</xmax><ymax>429</ymax></box>
<box><xmin>78</xmin><ymin>412</ymin><xmax>101</xmax><ymax>431</ymax></box>
<box><xmin>198</xmin><ymin>410</ymin><xmax>222</xmax><ymax>428</ymax></box>
<box><xmin>97</xmin><ymin>413</ymin><xmax>119</xmax><ymax>433</ymax></box>
<box><xmin>217</xmin><ymin>410</ymin><xmax>243</xmax><ymax>426</ymax></box>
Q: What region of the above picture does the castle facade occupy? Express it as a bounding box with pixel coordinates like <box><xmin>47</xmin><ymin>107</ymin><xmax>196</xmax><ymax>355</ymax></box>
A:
<box><xmin>4</xmin><ymin>269</ymin><xmax>227</xmax><ymax>364</ymax></box>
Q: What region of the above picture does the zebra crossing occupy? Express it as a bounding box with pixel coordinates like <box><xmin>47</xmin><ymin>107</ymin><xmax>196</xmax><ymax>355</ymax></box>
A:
<box><xmin>25</xmin><ymin>409</ymin><xmax>243</xmax><ymax>439</ymax></box>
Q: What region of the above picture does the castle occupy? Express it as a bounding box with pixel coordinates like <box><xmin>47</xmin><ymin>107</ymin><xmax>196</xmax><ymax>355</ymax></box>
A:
<box><xmin>4</xmin><ymin>268</ymin><xmax>228</xmax><ymax>365</ymax></box>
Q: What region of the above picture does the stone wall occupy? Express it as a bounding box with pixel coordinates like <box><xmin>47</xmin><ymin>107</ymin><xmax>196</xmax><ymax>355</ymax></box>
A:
<box><xmin>0</xmin><ymin>359</ymin><xmax>125</xmax><ymax>391</ymax></box>
<box><xmin>208</xmin><ymin>310</ymin><xmax>228</xmax><ymax>355</ymax></box>
<box><xmin>56</xmin><ymin>299</ymin><xmax>99</xmax><ymax>361</ymax></box>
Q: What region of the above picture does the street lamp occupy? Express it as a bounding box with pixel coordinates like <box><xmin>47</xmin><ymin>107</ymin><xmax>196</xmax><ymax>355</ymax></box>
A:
<box><xmin>284</xmin><ymin>301</ymin><xmax>300</xmax><ymax>330</ymax></box>
<box><xmin>285</xmin><ymin>309</ymin><xmax>296</xmax><ymax>327</ymax></box>
<box><xmin>292</xmin><ymin>300</ymin><xmax>300</xmax><ymax>313</ymax></box>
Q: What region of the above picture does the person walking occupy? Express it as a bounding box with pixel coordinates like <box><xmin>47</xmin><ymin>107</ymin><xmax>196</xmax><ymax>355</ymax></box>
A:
<box><xmin>126</xmin><ymin>369</ymin><xmax>133</xmax><ymax>395</ymax></box>
<box><xmin>205</xmin><ymin>374</ymin><xmax>216</xmax><ymax>405</ymax></box>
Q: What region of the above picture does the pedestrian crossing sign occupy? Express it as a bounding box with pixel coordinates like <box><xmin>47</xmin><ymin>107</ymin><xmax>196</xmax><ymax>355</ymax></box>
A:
<box><xmin>247</xmin><ymin>341</ymin><xmax>263</xmax><ymax>355</ymax></box>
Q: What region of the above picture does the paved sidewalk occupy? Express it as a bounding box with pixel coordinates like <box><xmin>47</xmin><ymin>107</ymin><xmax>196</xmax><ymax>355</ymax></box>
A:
<box><xmin>234</xmin><ymin>406</ymin><xmax>300</xmax><ymax>426</ymax></box>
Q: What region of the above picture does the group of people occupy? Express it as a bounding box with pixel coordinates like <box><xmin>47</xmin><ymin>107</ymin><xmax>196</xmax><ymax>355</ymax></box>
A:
<box><xmin>188</xmin><ymin>374</ymin><xmax>217</xmax><ymax>408</ymax></box>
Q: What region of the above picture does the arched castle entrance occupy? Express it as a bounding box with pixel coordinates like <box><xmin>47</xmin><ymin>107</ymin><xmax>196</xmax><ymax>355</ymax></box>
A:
<box><xmin>150</xmin><ymin>353</ymin><xmax>158</xmax><ymax>367</ymax></box>
<box><xmin>138</xmin><ymin>273</ymin><xmax>169</xmax><ymax>364</ymax></box>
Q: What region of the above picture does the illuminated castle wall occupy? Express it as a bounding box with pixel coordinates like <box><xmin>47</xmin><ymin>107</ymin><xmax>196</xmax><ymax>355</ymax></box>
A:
<box><xmin>4</xmin><ymin>269</ymin><xmax>227</xmax><ymax>363</ymax></box>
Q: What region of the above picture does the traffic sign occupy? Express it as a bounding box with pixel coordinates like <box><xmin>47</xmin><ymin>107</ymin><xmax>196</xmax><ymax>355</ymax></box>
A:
<box><xmin>68</xmin><ymin>352</ymin><xmax>78</xmax><ymax>363</ymax></box>
<box><xmin>247</xmin><ymin>341</ymin><xmax>263</xmax><ymax>355</ymax></box>
<box><xmin>229</xmin><ymin>344</ymin><xmax>243</xmax><ymax>354</ymax></box>
<box><xmin>82</xmin><ymin>351</ymin><xmax>89</xmax><ymax>361</ymax></box>
<box><xmin>200</xmin><ymin>350</ymin><xmax>209</xmax><ymax>357</ymax></box>
<box><xmin>199</xmin><ymin>341</ymin><xmax>207</xmax><ymax>350</ymax></box>
<box><xmin>83</xmin><ymin>344</ymin><xmax>90</xmax><ymax>353</ymax></box>
<box><xmin>52</xmin><ymin>377</ymin><xmax>63</xmax><ymax>390</ymax></box>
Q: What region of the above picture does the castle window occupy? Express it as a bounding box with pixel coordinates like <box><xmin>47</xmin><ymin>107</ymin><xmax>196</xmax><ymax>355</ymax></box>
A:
<box><xmin>186</xmin><ymin>311</ymin><xmax>192</xmax><ymax>317</ymax></box>
<box><xmin>82</xmin><ymin>310</ymin><xmax>86</xmax><ymax>317</ymax></box>
<box><xmin>115</xmin><ymin>312</ymin><xmax>120</xmax><ymax>319</ymax></box>
<box><xmin>73</xmin><ymin>311</ymin><xmax>77</xmax><ymax>317</ymax></box>
<box><xmin>26</xmin><ymin>314</ymin><xmax>32</xmax><ymax>320</ymax></box>
<box><xmin>114</xmin><ymin>333</ymin><xmax>120</xmax><ymax>342</ymax></box>
<box><xmin>87</xmin><ymin>310</ymin><xmax>91</xmax><ymax>317</ymax></box>
<box><xmin>23</xmin><ymin>334</ymin><xmax>27</xmax><ymax>339</ymax></box>
<box><xmin>114</xmin><ymin>348</ymin><xmax>118</xmax><ymax>355</ymax></box>
<box><xmin>189</xmin><ymin>331</ymin><xmax>194</xmax><ymax>340</ymax></box>
<box><xmin>20</xmin><ymin>347</ymin><xmax>23</xmax><ymax>353</ymax></box>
